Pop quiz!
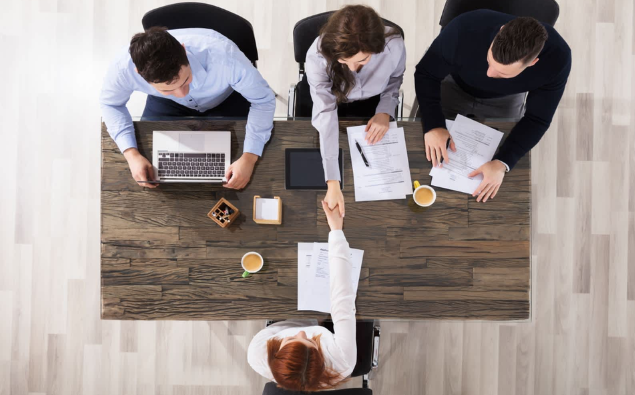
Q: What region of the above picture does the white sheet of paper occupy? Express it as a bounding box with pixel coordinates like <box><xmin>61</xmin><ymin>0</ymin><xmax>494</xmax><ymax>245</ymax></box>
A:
<box><xmin>300</xmin><ymin>243</ymin><xmax>330</xmax><ymax>312</ymax></box>
<box><xmin>387</xmin><ymin>122</ymin><xmax>413</xmax><ymax>196</ymax></box>
<box><xmin>347</xmin><ymin>123</ymin><xmax>412</xmax><ymax>202</ymax></box>
<box><xmin>442</xmin><ymin>115</ymin><xmax>503</xmax><ymax>177</ymax></box>
<box><xmin>297</xmin><ymin>243</ymin><xmax>314</xmax><ymax>305</ymax></box>
<box><xmin>429</xmin><ymin>116</ymin><xmax>503</xmax><ymax>195</ymax></box>
<box><xmin>255</xmin><ymin>198</ymin><xmax>279</xmax><ymax>220</ymax></box>
<box><xmin>431</xmin><ymin>168</ymin><xmax>480</xmax><ymax>194</ymax></box>
<box><xmin>297</xmin><ymin>243</ymin><xmax>364</xmax><ymax>313</ymax></box>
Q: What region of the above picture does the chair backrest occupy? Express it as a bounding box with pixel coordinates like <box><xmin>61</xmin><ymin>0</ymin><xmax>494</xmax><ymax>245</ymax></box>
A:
<box><xmin>318</xmin><ymin>320</ymin><xmax>375</xmax><ymax>377</ymax></box>
<box><xmin>293</xmin><ymin>11</ymin><xmax>405</xmax><ymax>66</ymax></box>
<box><xmin>439</xmin><ymin>0</ymin><xmax>560</xmax><ymax>28</ymax></box>
<box><xmin>141</xmin><ymin>2</ymin><xmax>258</xmax><ymax>64</ymax></box>
<box><xmin>262</xmin><ymin>382</ymin><xmax>373</xmax><ymax>395</ymax></box>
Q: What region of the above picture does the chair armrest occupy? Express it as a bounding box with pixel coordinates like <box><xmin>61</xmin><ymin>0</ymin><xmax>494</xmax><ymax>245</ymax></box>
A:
<box><xmin>288</xmin><ymin>83</ymin><xmax>297</xmax><ymax>119</ymax></box>
<box><xmin>409</xmin><ymin>97</ymin><xmax>419</xmax><ymax>119</ymax></box>
<box><xmin>371</xmin><ymin>324</ymin><xmax>380</xmax><ymax>370</ymax></box>
<box><xmin>397</xmin><ymin>89</ymin><xmax>404</xmax><ymax>120</ymax></box>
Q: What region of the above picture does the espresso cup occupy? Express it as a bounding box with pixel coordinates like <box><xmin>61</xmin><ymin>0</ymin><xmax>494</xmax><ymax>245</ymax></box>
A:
<box><xmin>412</xmin><ymin>181</ymin><xmax>436</xmax><ymax>207</ymax></box>
<box><xmin>241</xmin><ymin>252</ymin><xmax>264</xmax><ymax>278</ymax></box>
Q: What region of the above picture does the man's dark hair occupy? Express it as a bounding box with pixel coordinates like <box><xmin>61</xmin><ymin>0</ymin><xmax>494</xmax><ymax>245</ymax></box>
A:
<box><xmin>491</xmin><ymin>17</ymin><xmax>548</xmax><ymax>65</ymax></box>
<box><xmin>129</xmin><ymin>26</ymin><xmax>189</xmax><ymax>84</ymax></box>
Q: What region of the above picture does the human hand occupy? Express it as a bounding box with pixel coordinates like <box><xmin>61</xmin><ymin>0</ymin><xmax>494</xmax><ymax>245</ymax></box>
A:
<box><xmin>321</xmin><ymin>200</ymin><xmax>343</xmax><ymax>231</ymax></box>
<box><xmin>324</xmin><ymin>180</ymin><xmax>345</xmax><ymax>218</ymax></box>
<box><xmin>424</xmin><ymin>127</ymin><xmax>456</xmax><ymax>168</ymax></box>
<box><xmin>224</xmin><ymin>153</ymin><xmax>258</xmax><ymax>189</ymax></box>
<box><xmin>123</xmin><ymin>148</ymin><xmax>157</xmax><ymax>188</ymax></box>
<box><xmin>365</xmin><ymin>113</ymin><xmax>390</xmax><ymax>145</ymax></box>
<box><xmin>468</xmin><ymin>160</ymin><xmax>506</xmax><ymax>202</ymax></box>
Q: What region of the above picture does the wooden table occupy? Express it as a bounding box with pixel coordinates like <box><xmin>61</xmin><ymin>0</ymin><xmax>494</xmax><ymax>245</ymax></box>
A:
<box><xmin>101</xmin><ymin>119</ymin><xmax>530</xmax><ymax>321</ymax></box>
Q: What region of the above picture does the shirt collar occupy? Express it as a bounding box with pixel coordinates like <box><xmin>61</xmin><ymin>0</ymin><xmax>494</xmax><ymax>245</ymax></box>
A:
<box><xmin>187</xmin><ymin>50</ymin><xmax>206</xmax><ymax>90</ymax></box>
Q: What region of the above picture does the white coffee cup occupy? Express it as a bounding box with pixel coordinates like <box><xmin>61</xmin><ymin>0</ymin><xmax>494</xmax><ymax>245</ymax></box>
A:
<box><xmin>241</xmin><ymin>252</ymin><xmax>264</xmax><ymax>278</ymax></box>
<box><xmin>412</xmin><ymin>181</ymin><xmax>436</xmax><ymax>207</ymax></box>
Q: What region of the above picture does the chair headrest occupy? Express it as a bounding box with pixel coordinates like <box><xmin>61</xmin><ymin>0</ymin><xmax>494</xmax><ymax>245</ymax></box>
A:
<box><xmin>439</xmin><ymin>0</ymin><xmax>560</xmax><ymax>28</ymax></box>
<box><xmin>142</xmin><ymin>2</ymin><xmax>259</xmax><ymax>62</ymax></box>
<box><xmin>292</xmin><ymin>11</ymin><xmax>405</xmax><ymax>65</ymax></box>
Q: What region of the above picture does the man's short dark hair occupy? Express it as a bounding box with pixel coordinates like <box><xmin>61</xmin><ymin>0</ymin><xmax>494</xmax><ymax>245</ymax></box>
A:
<box><xmin>491</xmin><ymin>17</ymin><xmax>548</xmax><ymax>65</ymax></box>
<box><xmin>129</xmin><ymin>26</ymin><xmax>189</xmax><ymax>84</ymax></box>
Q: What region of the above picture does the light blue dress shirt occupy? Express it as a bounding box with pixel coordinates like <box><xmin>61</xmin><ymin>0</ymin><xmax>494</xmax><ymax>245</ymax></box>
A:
<box><xmin>100</xmin><ymin>28</ymin><xmax>276</xmax><ymax>156</ymax></box>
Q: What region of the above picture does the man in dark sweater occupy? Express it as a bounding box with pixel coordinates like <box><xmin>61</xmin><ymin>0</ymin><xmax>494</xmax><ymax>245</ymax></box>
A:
<box><xmin>415</xmin><ymin>10</ymin><xmax>571</xmax><ymax>202</ymax></box>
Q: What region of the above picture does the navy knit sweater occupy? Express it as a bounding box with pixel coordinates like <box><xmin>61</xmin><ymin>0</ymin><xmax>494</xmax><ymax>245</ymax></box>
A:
<box><xmin>415</xmin><ymin>10</ymin><xmax>571</xmax><ymax>169</ymax></box>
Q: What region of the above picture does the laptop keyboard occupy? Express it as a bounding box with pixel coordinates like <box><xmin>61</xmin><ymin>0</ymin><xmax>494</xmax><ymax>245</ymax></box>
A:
<box><xmin>157</xmin><ymin>152</ymin><xmax>226</xmax><ymax>179</ymax></box>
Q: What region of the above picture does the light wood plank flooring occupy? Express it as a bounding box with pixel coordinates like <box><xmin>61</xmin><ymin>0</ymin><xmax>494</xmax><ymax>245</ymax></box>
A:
<box><xmin>0</xmin><ymin>0</ymin><xmax>633</xmax><ymax>394</ymax></box>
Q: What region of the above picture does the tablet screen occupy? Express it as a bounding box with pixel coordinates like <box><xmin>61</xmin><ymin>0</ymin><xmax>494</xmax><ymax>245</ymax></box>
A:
<box><xmin>285</xmin><ymin>148</ymin><xmax>343</xmax><ymax>190</ymax></box>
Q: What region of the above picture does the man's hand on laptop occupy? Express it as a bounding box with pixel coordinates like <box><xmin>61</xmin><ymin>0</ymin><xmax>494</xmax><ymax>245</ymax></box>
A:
<box><xmin>224</xmin><ymin>153</ymin><xmax>258</xmax><ymax>189</ymax></box>
<box><xmin>123</xmin><ymin>148</ymin><xmax>158</xmax><ymax>188</ymax></box>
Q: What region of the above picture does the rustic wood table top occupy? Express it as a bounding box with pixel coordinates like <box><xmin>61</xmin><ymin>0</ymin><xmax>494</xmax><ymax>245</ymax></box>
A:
<box><xmin>101</xmin><ymin>119</ymin><xmax>530</xmax><ymax>321</ymax></box>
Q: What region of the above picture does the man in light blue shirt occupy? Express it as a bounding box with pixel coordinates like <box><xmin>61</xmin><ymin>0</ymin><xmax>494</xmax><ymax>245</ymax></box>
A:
<box><xmin>100</xmin><ymin>27</ymin><xmax>276</xmax><ymax>189</ymax></box>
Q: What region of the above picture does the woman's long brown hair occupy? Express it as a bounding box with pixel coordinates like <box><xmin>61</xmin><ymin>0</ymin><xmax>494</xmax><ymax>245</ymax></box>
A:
<box><xmin>267</xmin><ymin>334</ymin><xmax>344</xmax><ymax>392</ymax></box>
<box><xmin>318</xmin><ymin>5</ymin><xmax>400</xmax><ymax>103</ymax></box>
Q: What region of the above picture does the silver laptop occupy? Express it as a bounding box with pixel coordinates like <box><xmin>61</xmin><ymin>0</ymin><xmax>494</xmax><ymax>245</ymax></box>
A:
<box><xmin>152</xmin><ymin>131</ymin><xmax>231</xmax><ymax>183</ymax></box>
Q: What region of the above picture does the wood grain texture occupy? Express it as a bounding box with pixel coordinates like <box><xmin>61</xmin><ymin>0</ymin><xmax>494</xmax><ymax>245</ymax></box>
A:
<box><xmin>101</xmin><ymin>120</ymin><xmax>530</xmax><ymax>320</ymax></box>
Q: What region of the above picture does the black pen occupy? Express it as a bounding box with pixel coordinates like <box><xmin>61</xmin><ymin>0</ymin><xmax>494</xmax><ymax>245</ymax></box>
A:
<box><xmin>355</xmin><ymin>139</ymin><xmax>370</xmax><ymax>167</ymax></box>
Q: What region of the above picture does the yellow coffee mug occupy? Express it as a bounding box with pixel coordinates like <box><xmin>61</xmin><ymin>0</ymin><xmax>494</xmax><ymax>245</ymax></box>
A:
<box><xmin>412</xmin><ymin>181</ymin><xmax>436</xmax><ymax>207</ymax></box>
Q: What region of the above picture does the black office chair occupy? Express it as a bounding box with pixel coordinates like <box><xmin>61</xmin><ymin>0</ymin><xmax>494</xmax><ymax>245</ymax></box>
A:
<box><xmin>262</xmin><ymin>320</ymin><xmax>380</xmax><ymax>394</ymax></box>
<box><xmin>141</xmin><ymin>2</ymin><xmax>259</xmax><ymax>67</ymax></box>
<box><xmin>439</xmin><ymin>0</ymin><xmax>560</xmax><ymax>29</ymax></box>
<box><xmin>410</xmin><ymin>0</ymin><xmax>560</xmax><ymax>117</ymax></box>
<box><xmin>263</xmin><ymin>382</ymin><xmax>372</xmax><ymax>395</ymax></box>
<box><xmin>288</xmin><ymin>11</ymin><xmax>405</xmax><ymax>120</ymax></box>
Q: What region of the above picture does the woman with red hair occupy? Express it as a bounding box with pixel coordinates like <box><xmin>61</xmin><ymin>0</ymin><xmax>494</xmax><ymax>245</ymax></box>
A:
<box><xmin>247</xmin><ymin>200</ymin><xmax>357</xmax><ymax>392</ymax></box>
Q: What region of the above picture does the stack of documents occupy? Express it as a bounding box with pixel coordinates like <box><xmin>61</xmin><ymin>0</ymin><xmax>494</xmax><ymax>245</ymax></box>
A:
<box><xmin>347</xmin><ymin>122</ymin><xmax>413</xmax><ymax>202</ymax></box>
<box><xmin>297</xmin><ymin>243</ymin><xmax>364</xmax><ymax>313</ymax></box>
<box><xmin>430</xmin><ymin>115</ymin><xmax>504</xmax><ymax>194</ymax></box>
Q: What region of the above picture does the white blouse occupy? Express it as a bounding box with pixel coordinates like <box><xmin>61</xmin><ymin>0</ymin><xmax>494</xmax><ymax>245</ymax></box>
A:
<box><xmin>247</xmin><ymin>230</ymin><xmax>357</xmax><ymax>382</ymax></box>
<box><xmin>305</xmin><ymin>28</ymin><xmax>407</xmax><ymax>182</ymax></box>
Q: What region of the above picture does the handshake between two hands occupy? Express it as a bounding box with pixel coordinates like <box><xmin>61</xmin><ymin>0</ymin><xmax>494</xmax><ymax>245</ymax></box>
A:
<box><xmin>424</xmin><ymin>127</ymin><xmax>507</xmax><ymax>203</ymax></box>
<box><xmin>124</xmin><ymin>148</ymin><xmax>258</xmax><ymax>190</ymax></box>
<box><xmin>319</xmin><ymin>113</ymin><xmax>391</xmax><ymax>222</ymax></box>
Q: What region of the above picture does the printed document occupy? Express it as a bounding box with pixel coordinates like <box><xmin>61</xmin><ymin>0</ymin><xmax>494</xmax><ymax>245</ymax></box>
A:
<box><xmin>429</xmin><ymin>115</ymin><xmax>503</xmax><ymax>194</ymax></box>
<box><xmin>297</xmin><ymin>242</ymin><xmax>364</xmax><ymax>313</ymax></box>
<box><xmin>347</xmin><ymin>122</ymin><xmax>413</xmax><ymax>202</ymax></box>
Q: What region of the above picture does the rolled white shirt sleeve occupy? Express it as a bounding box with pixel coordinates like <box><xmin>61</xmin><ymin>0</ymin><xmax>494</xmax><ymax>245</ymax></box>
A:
<box><xmin>306</xmin><ymin>44</ymin><xmax>342</xmax><ymax>182</ymax></box>
<box><xmin>375</xmin><ymin>37</ymin><xmax>406</xmax><ymax>118</ymax></box>
<box><xmin>328</xmin><ymin>230</ymin><xmax>357</xmax><ymax>370</ymax></box>
<box><xmin>99</xmin><ymin>60</ymin><xmax>137</xmax><ymax>153</ymax></box>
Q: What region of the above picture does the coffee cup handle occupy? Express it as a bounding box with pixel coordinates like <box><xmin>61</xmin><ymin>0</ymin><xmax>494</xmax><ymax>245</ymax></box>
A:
<box><xmin>242</xmin><ymin>271</ymin><xmax>250</xmax><ymax>278</ymax></box>
<box><xmin>413</xmin><ymin>180</ymin><xmax>420</xmax><ymax>189</ymax></box>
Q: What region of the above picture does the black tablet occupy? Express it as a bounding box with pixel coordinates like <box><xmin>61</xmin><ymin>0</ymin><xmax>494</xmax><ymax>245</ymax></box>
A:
<box><xmin>285</xmin><ymin>148</ymin><xmax>343</xmax><ymax>190</ymax></box>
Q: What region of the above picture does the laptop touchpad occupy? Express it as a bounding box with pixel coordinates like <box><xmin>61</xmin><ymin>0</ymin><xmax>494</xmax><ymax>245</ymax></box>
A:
<box><xmin>178</xmin><ymin>134</ymin><xmax>205</xmax><ymax>152</ymax></box>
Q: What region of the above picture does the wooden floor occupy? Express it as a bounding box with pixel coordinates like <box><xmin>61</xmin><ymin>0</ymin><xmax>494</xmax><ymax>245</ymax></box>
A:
<box><xmin>0</xmin><ymin>0</ymin><xmax>633</xmax><ymax>394</ymax></box>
